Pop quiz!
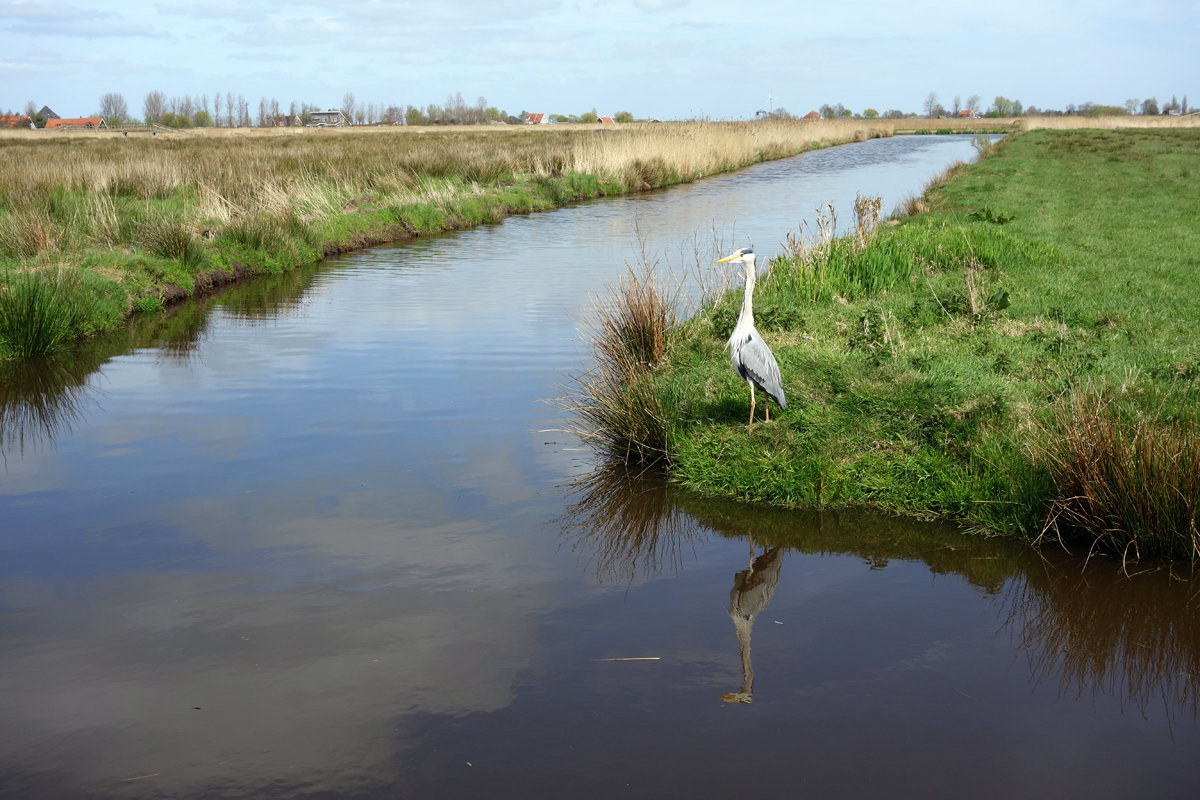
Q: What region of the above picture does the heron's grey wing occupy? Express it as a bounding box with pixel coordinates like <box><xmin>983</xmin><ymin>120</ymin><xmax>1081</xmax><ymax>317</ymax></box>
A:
<box><xmin>738</xmin><ymin>332</ymin><xmax>787</xmax><ymax>409</ymax></box>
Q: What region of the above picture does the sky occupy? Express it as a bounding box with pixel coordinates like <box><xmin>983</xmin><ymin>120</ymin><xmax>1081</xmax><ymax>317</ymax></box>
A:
<box><xmin>1</xmin><ymin>0</ymin><xmax>1196</xmax><ymax>121</ymax></box>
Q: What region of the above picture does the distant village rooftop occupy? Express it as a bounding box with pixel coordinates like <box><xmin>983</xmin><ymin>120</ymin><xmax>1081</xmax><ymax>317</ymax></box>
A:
<box><xmin>45</xmin><ymin>117</ymin><xmax>106</xmax><ymax>130</ymax></box>
<box><xmin>0</xmin><ymin>114</ymin><xmax>34</xmax><ymax>129</ymax></box>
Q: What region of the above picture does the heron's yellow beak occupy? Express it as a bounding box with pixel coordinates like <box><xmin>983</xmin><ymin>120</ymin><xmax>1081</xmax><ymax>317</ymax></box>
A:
<box><xmin>716</xmin><ymin>254</ymin><xmax>739</xmax><ymax>263</ymax></box>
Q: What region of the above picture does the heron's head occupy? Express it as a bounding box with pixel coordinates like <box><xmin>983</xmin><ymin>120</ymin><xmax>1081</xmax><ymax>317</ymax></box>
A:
<box><xmin>716</xmin><ymin>247</ymin><xmax>755</xmax><ymax>266</ymax></box>
<box><xmin>717</xmin><ymin>247</ymin><xmax>757</xmax><ymax>281</ymax></box>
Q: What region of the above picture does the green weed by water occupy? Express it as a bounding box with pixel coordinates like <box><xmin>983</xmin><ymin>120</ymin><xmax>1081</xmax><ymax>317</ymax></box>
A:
<box><xmin>138</xmin><ymin>213</ymin><xmax>207</xmax><ymax>270</ymax></box>
<box><xmin>0</xmin><ymin>269</ymin><xmax>97</xmax><ymax>356</ymax></box>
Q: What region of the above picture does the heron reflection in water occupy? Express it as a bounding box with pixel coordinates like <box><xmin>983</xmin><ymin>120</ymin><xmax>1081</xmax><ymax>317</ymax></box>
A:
<box><xmin>723</xmin><ymin>534</ymin><xmax>783</xmax><ymax>704</ymax></box>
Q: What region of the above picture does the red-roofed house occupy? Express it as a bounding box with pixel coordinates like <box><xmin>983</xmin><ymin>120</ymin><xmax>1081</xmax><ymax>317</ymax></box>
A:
<box><xmin>46</xmin><ymin>117</ymin><xmax>107</xmax><ymax>130</ymax></box>
<box><xmin>598</xmin><ymin>116</ymin><xmax>614</xmax><ymax>124</ymax></box>
<box><xmin>0</xmin><ymin>114</ymin><xmax>34</xmax><ymax>129</ymax></box>
<box><xmin>802</xmin><ymin>110</ymin><xmax>822</xmax><ymax>121</ymax></box>
<box><xmin>525</xmin><ymin>113</ymin><xmax>548</xmax><ymax>124</ymax></box>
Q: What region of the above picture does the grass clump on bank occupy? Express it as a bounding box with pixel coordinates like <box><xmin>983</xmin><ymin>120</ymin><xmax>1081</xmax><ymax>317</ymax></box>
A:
<box><xmin>563</xmin><ymin>251</ymin><xmax>690</xmax><ymax>464</ymax></box>
<box><xmin>0</xmin><ymin>270</ymin><xmax>88</xmax><ymax>357</ymax></box>
<box><xmin>0</xmin><ymin>268</ymin><xmax>123</xmax><ymax>358</ymax></box>
<box><xmin>1034</xmin><ymin>386</ymin><xmax>1200</xmax><ymax>560</ymax></box>
<box><xmin>570</xmin><ymin>128</ymin><xmax>1200</xmax><ymax>560</ymax></box>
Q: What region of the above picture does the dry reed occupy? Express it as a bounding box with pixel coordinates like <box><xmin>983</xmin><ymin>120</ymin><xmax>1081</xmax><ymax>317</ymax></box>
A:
<box><xmin>1033</xmin><ymin>384</ymin><xmax>1200</xmax><ymax>561</ymax></box>
<box><xmin>561</xmin><ymin>257</ymin><xmax>679</xmax><ymax>464</ymax></box>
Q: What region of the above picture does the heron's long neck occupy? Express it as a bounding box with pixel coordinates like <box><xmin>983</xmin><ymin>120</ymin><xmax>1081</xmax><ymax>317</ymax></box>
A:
<box><xmin>734</xmin><ymin>262</ymin><xmax>756</xmax><ymax>334</ymax></box>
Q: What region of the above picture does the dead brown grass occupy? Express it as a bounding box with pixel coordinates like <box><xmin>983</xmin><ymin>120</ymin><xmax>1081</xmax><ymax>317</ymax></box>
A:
<box><xmin>1020</xmin><ymin>114</ymin><xmax>1200</xmax><ymax>131</ymax></box>
<box><xmin>1032</xmin><ymin>384</ymin><xmax>1200</xmax><ymax>561</ymax></box>
<box><xmin>561</xmin><ymin>257</ymin><xmax>679</xmax><ymax>464</ymax></box>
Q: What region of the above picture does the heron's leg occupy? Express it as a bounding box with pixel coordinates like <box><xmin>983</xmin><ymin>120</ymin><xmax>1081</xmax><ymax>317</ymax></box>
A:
<box><xmin>765</xmin><ymin>399</ymin><xmax>770</xmax><ymax>423</ymax></box>
<box><xmin>748</xmin><ymin>383</ymin><xmax>756</xmax><ymax>433</ymax></box>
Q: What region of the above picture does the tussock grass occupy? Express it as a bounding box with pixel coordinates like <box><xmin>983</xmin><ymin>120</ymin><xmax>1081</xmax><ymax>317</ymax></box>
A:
<box><xmin>970</xmin><ymin>133</ymin><xmax>998</xmax><ymax>158</ymax></box>
<box><xmin>0</xmin><ymin>269</ymin><xmax>97</xmax><ymax>357</ymax></box>
<box><xmin>1033</xmin><ymin>385</ymin><xmax>1200</xmax><ymax>561</ymax></box>
<box><xmin>137</xmin><ymin>213</ymin><xmax>206</xmax><ymax>268</ymax></box>
<box><xmin>0</xmin><ymin>209</ymin><xmax>61</xmax><ymax>258</ymax></box>
<box><xmin>562</xmin><ymin>259</ymin><xmax>680</xmax><ymax>464</ymax></box>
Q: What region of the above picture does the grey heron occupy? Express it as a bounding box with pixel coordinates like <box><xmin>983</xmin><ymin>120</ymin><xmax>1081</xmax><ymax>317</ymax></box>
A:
<box><xmin>717</xmin><ymin>247</ymin><xmax>786</xmax><ymax>432</ymax></box>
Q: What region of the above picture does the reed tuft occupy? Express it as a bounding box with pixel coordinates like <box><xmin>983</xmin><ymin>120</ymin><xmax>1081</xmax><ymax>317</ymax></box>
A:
<box><xmin>0</xmin><ymin>210</ymin><xmax>61</xmax><ymax>258</ymax></box>
<box><xmin>1033</xmin><ymin>384</ymin><xmax>1200</xmax><ymax>561</ymax></box>
<box><xmin>138</xmin><ymin>214</ymin><xmax>206</xmax><ymax>268</ymax></box>
<box><xmin>0</xmin><ymin>269</ymin><xmax>95</xmax><ymax>357</ymax></box>
<box><xmin>970</xmin><ymin>133</ymin><xmax>997</xmax><ymax>158</ymax></box>
<box><xmin>562</xmin><ymin>260</ymin><xmax>679</xmax><ymax>464</ymax></box>
<box><xmin>770</xmin><ymin>195</ymin><xmax>906</xmax><ymax>303</ymax></box>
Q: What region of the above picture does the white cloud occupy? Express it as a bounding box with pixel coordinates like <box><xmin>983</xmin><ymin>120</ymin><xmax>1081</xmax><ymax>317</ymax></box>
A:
<box><xmin>635</xmin><ymin>0</ymin><xmax>690</xmax><ymax>10</ymax></box>
<box><xmin>0</xmin><ymin>0</ymin><xmax>154</xmax><ymax>36</ymax></box>
<box><xmin>154</xmin><ymin>0</ymin><xmax>279</xmax><ymax>20</ymax></box>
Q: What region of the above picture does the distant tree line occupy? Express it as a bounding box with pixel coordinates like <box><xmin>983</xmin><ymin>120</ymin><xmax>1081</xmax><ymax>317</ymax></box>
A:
<box><xmin>12</xmin><ymin>87</ymin><xmax>1190</xmax><ymax>128</ymax></box>
<box><xmin>777</xmin><ymin>92</ymin><xmax>1192</xmax><ymax>122</ymax></box>
<box><xmin>8</xmin><ymin>89</ymin><xmax>643</xmax><ymax>128</ymax></box>
<box><xmin>915</xmin><ymin>91</ymin><xmax>1190</xmax><ymax>119</ymax></box>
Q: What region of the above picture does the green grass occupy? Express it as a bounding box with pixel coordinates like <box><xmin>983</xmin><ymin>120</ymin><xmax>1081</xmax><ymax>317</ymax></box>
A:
<box><xmin>0</xmin><ymin>268</ymin><xmax>105</xmax><ymax>357</ymax></box>
<box><xmin>596</xmin><ymin>128</ymin><xmax>1200</xmax><ymax>560</ymax></box>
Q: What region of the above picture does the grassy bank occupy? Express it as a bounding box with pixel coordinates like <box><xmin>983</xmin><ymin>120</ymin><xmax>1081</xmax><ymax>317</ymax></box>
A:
<box><xmin>0</xmin><ymin>119</ymin><xmax>909</xmax><ymax>358</ymax></box>
<box><xmin>570</xmin><ymin>128</ymin><xmax>1200</xmax><ymax>560</ymax></box>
